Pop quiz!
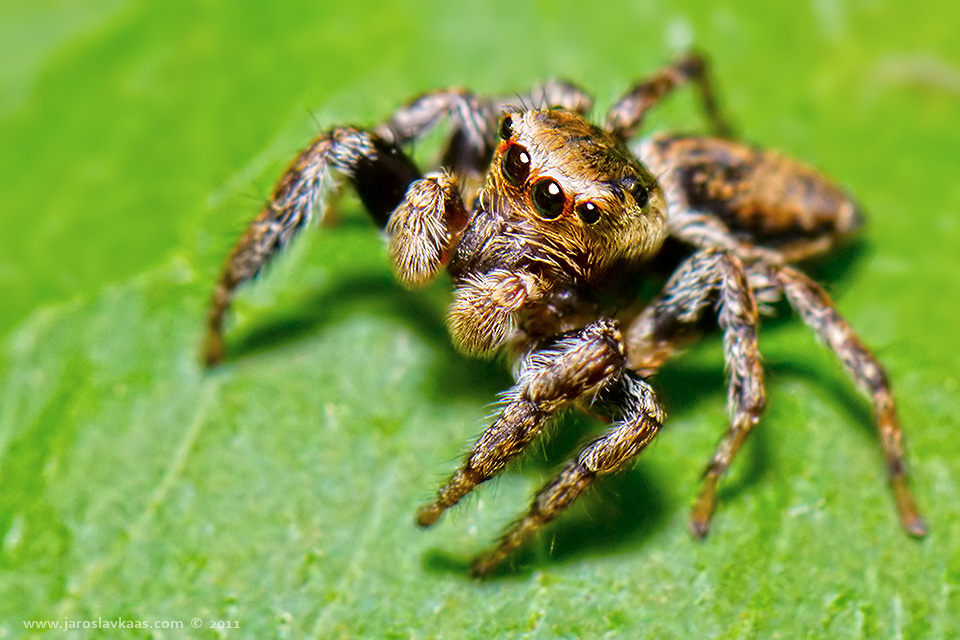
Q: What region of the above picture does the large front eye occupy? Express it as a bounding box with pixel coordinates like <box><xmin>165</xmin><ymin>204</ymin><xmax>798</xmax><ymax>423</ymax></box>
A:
<box><xmin>531</xmin><ymin>178</ymin><xmax>566</xmax><ymax>219</ymax></box>
<box><xmin>501</xmin><ymin>143</ymin><xmax>531</xmax><ymax>186</ymax></box>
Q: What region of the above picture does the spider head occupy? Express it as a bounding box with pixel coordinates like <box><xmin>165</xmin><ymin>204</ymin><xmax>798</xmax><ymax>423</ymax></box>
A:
<box><xmin>487</xmin><ymin>108</ymin><xmax>667</xmax><ymax>279</ymax></box>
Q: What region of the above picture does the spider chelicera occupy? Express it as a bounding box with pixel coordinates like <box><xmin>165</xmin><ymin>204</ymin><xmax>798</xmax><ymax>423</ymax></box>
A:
<box><xmin>203</xmin><ymin>54</ymin><xmax>926</xmax><ymax>576</ymax></box>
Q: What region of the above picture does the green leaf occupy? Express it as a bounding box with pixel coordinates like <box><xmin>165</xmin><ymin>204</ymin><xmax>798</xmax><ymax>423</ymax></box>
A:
<box><xmin>2</xmin><ymin>1</ymin><xmax>958</xmax><ymax>637</ymax></box>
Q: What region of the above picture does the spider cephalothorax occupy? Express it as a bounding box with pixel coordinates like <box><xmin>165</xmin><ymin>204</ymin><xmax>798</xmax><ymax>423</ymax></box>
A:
<box><xmin>483</xmin><ymin>109</ymin><xmax>668</xmax><ymax>273</ymax></box>
<box><xmin>203</xmin><ymin>54</ymin><xmax>926</xmax><ymax>576</ymax></box>
<box><xmin>444</xmin><ymin>108</ymin><xmax>668</xmax><ymax>356</ymax></box>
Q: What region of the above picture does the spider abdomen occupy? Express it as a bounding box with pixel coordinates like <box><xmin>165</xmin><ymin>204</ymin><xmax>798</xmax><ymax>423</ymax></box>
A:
<box><xmin>642</xmin><ymin>134</ymin><xmax>864</xmax><ymax>261</ymax></box>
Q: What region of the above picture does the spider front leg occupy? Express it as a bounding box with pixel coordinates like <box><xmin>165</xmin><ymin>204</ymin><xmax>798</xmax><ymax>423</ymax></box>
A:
<box><xmin>204</xmin><ymin>86</ymin><xmax>512</xmax><ymax>365</ymax></box>
<box><xmin>416</xmin><ymin>319</ymin><xmax>628</xmax><ymax>528</ymax></box>
<box><xmin>771</xmin><ymin>264</ymin><xmax>928</xmax><ymax>536</ymax></box>
<box><xmin>626</xmin><ymin>249</ymin><xmax>765</xmax><ymax>536</ymax></box>
<box><xmin>471</xmin><ymin>372</ymin><xmax>665</xmax><ymax>577</ymax></box>
<box><xmin>203</xmin><ymin>127</ymin><xmax>421</xmax><ymax>365</ymax></box>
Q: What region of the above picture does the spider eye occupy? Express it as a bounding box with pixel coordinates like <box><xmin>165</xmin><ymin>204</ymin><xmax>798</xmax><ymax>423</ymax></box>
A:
<box><xmin>501</xmin><ymin>143</ymin><xmax>531</xmax><ymax>186</ymax></box>
<box><xmin>575</xmin><ymin>201</ymin><xmax>601</xmax><ymax>225</ymax></box>
<box><xmin>499</xmin><ymin>115</ymin><xmax>514</xmax><ymax>140</ymax></box>
<box><xmin>531</xmin><ymin>178</ymin><xmax>566</xmax><ymax>220</ymax></box>
<box><xmin>633</xmin><ymin>184</ymin><xmax>649</xmax><ymax>207</ymax></box>
<box><xmin>620</xmin><ymin>175</ymin><xmax>649</xmax><ymax>208</ymax></box>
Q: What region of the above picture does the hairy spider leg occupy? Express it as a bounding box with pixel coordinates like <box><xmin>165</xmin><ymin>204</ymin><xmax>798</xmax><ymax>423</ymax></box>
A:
<box><xmin>204</xmin><ymin>90</ymin><xmax>496</xmax><ymax>365</ymax></box>
<box><xmin>203</xmin><ymin>127</ymin><xmax>421</xmax><ymax>365</ymax></box>
<box><xmin>204</xmin><ymin>90</ymin><xmax>489</xmax><ymax>365</ymax></box>
<box><xmin>498</xmin><ymin>80</ymin><xmax>594</xmax><ymax>116</ymax></box>
<box><xmin>378</xmin><ymin>81</ymin><xmax>594</xmax><ymax>152</ymax></box>
<box><xmin>471</xmin><ymin>372</ymin><xmax>664</xmax><ymax>577</ymax></box>
<box><xmin>416</xmin><ymin>319</ymin><xmax>628</xmax><ymax>527</ymax></box>
<box><xmin>376</xmin><ymin>89</ymin><xmax>493</xmax><ymax>184</ymax></box>
<box><xmin>625</xmin><ymin>249</ymin><xmax>765</xmax><ymax>536</ymax></box>
<box><xmin>771</xmin><ymin>264</ymin><xmax>928</xmax><ymax>536</ymax></box>
<box><xmin>606</xmin><ymin>52</ymin><xmax>733</xmax><ymax>140</ymax></box>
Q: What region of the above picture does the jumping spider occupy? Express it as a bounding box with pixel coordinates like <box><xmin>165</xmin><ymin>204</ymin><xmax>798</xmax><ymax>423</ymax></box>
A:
<box><xmin>203</xmin><ymin>54</ymin><xmax>927</xmax><ymax>576</ymax></box>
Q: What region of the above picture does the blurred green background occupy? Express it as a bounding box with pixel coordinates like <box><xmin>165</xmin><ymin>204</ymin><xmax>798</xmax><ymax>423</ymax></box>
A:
<box><xmin>2</xmin><ymin>0</ymin><xmax>958</xmax><ymax>637</ymax></box>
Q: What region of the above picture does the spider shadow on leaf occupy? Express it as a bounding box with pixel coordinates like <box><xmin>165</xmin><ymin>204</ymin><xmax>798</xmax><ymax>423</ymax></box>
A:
<box><xmin>223</xmin><ymin>268</ymin><xmax>512</xmax><ymax>402</ymax></box>
<box><xmin>226</xmin><ymin>274</ymin><xmax>434</xmax><ymax>358</ymax></box>
<box><xmin>654</xmin><ymin>359</ymin><xmax>775</xmax><ymax>501</ymax></box>
<box><xmin>421</xmin><ymin>460</ymin><xmax>673</xmax><ymax>581</ymax></box>
<box><xmin>764</xmin><ymin>358</ymin><xmax>876</xmax><ymax>442</ymax></box>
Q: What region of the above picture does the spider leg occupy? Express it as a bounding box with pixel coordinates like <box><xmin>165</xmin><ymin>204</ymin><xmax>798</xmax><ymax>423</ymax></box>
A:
<box><xmin>416</xmin><ymin>319</ymin><xmax>627</xmax><ymax>527</ymax></box>
<box><xmin>498</xmin><ymin>80</ymin><xmax>594</xmax><ymax>116</ymax></box>
<box><xmin>471</xmin><ymin>373</ymin><xmax>664</xmax><ymax>577</ymax></box>
<box><xmin>377</xmin><ymin>89</ymin><xmax>494</xmax><ymax>179</ymax></box>
<box><xmin>626</xmin><ymin>249</ymin><xmax>726</xmax><ymax>375</ymax></box>
<box><xmin>693</xmin><ymin>252</ymin><xmax>765</xmax><ymax>535</ymax></box>
<box><xmin>605</xmin><ymin>52</ymin><xmax>732</xmax><ymax>140</ymax></box>
<box><xmin>771</xmin><ymin>264</ymin><xmax>928</xmax><ymax>536</ymax></box>
<box><xmin>203</xmin><ymin>127</ymin><xmax>421</xmax><ymax>365</ymax></box>
<box><xmin>625</xmin><ymin>249</ymin><xmax>765</xmax><ymax>536</ymax></box>
<box><xmin>206</xmin><ymin>85</ymin><xmax>515</xmax><ymax>364</ymax></box>
<box><xmin>381</xmin><ymin>82</ymin><xmax>595</xmax><ymax>146</ymax></box>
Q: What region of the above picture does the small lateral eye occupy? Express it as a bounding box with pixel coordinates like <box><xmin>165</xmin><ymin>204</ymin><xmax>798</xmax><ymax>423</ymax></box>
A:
<box><xmin>499</xmin><ymin>115</ymin><xmax>514</xmax><ymax>140</ymax></box>
<box><xmin>501</xmin><ymin>143</ymin><xmax>531</xmax><ymax>186</ymax></box>
<box><xmin>620</xmin><ymin>175</ymin><xmax>649</xmax><ymax>208</ymax></box>
<box><xmin>531</xmin><ymin>178</ymin><xmax>566</xmax><ymax>219</ymax></box>
<box><xmin>633</xmin><ymin>184</ymin><xmax>649</xmax><ymax>208</ymax></box>
<box><xmin>575</xmin><ymin>201</ymin><xmax>601</xmax><ymax>224</ymax></box>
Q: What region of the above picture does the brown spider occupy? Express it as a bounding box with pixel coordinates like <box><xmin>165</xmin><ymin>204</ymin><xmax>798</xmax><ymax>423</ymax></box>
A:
<box><xmin>202</xmin><ymin>54</ymin><xmax>927</xmax><ymax>576</ymax></box>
